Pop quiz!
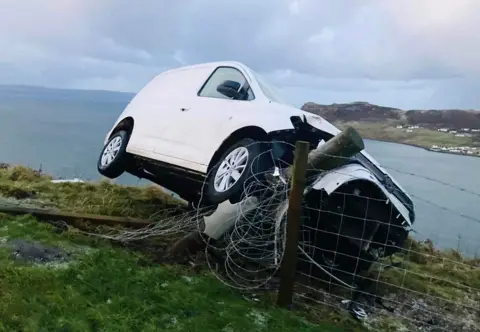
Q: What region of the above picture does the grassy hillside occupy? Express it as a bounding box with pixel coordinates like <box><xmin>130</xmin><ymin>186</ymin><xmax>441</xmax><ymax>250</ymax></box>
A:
<box><xmin>0</xmin><ymin>165</ymin><xmax>478</xmax><ymax>331</ymax></box>
<box><xmin>334</xmin><ymin>121</ymin><xmax>477</xmax><ymax>148</ymax></box>
<box><xmin>302</xmin><ymin>101</ymin><xmax>480</xmax><ymax>129</ymax></box>
<box><xmin>302</xmin><ymin>102</ymin><xmax>480</xmax><ymax>151</ymax></box>
<box><xmin>0</xmin><ymin>165</ymin><xmax>345</xmax><ymax>332</ymax></box>
<box><xmin>0</xmin><ymin>164</ymin><xmax>183</xmax><ymax>217</ymax></box>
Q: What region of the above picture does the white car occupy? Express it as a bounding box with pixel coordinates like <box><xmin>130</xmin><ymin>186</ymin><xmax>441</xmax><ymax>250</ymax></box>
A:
<box><xmin>97</xmin><ymin>61</ymin><xmax>415</xmax><ymax>264</ymax></box>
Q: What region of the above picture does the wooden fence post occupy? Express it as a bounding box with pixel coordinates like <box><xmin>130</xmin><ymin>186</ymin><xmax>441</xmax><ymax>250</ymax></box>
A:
<box><xmin>277</xmin><ymin>140</ymin><xmax>310</xmax><ymax>307</ymax></box>
<box><xmin>277</xmin><ymin>127</ymin><xmax>365</xmax><ymax>308</ymax></box>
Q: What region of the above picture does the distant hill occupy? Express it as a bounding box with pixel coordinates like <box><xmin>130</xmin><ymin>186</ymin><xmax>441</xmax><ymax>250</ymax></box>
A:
<box><xmin>0</xmin><ymin>85</ymin><xmax>135</xmax><ymax>104</ymax></box>
<box><xmin>302</xmin><ymin>101</ymin><xmax>403</xmax><ymax>122</ymax></box>
<box><xmin>302</xmin><ymin>101</ymin><xmax>480</xmax><ymax>130</ymax></box>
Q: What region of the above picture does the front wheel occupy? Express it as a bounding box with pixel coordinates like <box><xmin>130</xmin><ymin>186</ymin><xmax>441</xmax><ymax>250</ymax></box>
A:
<box><xmin>203</xmin><ymin>138</ymin><xmax>272</xmax><ymax>205</ymax></box>
<box><xmin>97</xmin><ymin>130</ymin><xmax>131</xmax><ymax>178</ymax></box>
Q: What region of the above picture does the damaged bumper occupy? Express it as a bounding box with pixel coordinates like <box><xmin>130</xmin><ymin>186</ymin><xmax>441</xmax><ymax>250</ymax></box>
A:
<box><xmin>268</xmin><ymin>114</ymin><xmax>415</xmax><ymax>228</ymax></box>
<box><xmin>310</xmin><ymin>163</ymin><xmax>412</xmax><ymax>228</ymax></box>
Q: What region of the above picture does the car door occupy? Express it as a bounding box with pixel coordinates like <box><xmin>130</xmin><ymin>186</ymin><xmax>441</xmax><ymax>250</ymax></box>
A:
<box><xmin>153</xmin><ymin>65</ymin><xmax>256</xmax><ymax>172</ymax></box>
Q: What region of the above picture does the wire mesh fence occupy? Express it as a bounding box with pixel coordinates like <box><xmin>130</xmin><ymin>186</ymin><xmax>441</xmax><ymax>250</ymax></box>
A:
<box><xmin>195</xmin><ymin>140</ymin><xmax>480</xmax><ymax>331</ymax></box>
<box><xmin>0</xmin><ymin>139</ymin><xmax>479</xmax><ymax>331</ymax></box>
<box><xmin>294</xmin><ymin>189</ymin><xmax>479</xmax><ymax>331</ymax></box>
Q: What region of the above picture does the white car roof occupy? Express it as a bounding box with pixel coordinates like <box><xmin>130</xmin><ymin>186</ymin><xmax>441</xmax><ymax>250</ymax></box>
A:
<box><xmin>162</xmin><ymin>61</ymin><xmax>251</xmax><ymax>76</ymax></box>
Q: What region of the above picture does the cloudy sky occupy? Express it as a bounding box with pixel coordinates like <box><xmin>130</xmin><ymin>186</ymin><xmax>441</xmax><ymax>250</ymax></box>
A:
<box><xmin>1</xmin><ymin>0</ymin><xmax>480</xmax><ymax>109</ymax></box>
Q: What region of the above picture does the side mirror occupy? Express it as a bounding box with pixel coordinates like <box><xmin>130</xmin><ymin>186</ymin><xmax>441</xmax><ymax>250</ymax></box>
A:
<box><xmin>217</xmin><ymin>80</ymin><xmax>242</xmax><ymax>99</ymax></box>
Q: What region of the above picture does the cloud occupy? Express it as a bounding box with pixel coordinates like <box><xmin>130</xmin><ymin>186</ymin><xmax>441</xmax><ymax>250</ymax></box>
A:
<box><xmin>307</xmin><ymin>28</ymin><xmax>336</xmax><ymax>44</ymax></box>
<box><xmin>0</xmin><ymin>0</ymin><xmax>479</xmax><ymax>109</ymax></box>
<box><xmin>288</xmin><ymin>1</ymin><xmax>301</xmax><ymax>16</ymax></box>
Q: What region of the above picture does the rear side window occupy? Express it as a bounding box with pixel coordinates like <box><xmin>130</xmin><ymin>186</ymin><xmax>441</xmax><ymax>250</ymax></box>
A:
<box><xmin>198</xmin><ymin>67</ymin><xmax>254</xmax><ymax>101</ymax></box>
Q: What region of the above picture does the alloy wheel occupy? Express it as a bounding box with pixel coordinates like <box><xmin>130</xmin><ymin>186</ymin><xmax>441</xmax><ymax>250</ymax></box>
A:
<box><xmin>214</xmin><ymin>146</ymin><xmax>249</xmax><ymax>192</ymax></box>
<box><xmin>101</xmin><ymin>136</ymin><xmax>122</xmax><ymax>167</ymax></box>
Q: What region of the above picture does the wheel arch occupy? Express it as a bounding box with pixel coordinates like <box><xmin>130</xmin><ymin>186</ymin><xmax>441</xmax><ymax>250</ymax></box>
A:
<box><xmin>109</xmin><ymin>116</ymin><xmax>135</xmax><ymax>138</ymax></box>
<box><xmin>207</xmin><ymin>126</ymin><xmax>269</xmax><ymax>172</ymax></box>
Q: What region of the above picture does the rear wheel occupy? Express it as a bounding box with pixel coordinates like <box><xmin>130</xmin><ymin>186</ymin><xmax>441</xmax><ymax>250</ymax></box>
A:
<box><xmin>203</xmin><ymin>138</ymin><xmax>272</xmax><ymax>205</ymax></box>
<box><xmin>97</xmin><ymin>130</ymin><xmax>131</xmax><ymax>178</ymax></box>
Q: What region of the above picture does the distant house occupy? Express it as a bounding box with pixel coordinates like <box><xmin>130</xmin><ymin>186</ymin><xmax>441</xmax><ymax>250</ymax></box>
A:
<box><xmin>438</xmin><ymin>128</ymin><xmax>449</xmax><ymax>132</ymax></box>
<box><xmin>472</xmin><ymin>129</ymin><xmax>480</xmax><ymax>132</ymax></box>
<box><xmin>396</xmin><ymin>125</ymin><xmax>403</xmax><ymax>129</ymax></box>
<box><xmin>455</xmin><ymin>134</ymin><xmax>466</xmax><ymax>137</ymax></box>
<box><xmin>406</xmin><ymin>129</ymin><xmax>413</xmax><ymax>133</ymax></box>
<box><xmin>462</xmin><ymin>128</ymin><xmax>471</xmax><ymax>132</ymax></box>
<box><xmin>450</xmin><ymin>130</ymin><xmax>458</xmax><ymax>134</ymax></box>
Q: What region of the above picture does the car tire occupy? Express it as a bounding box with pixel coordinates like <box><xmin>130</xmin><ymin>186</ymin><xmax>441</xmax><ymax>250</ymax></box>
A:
<box><xmin>204</xmin><ymin>138</ymin><xmax>272</xmax><ymax>205</ymax></box>
<box><xmin>97</xmin><ymin>130</ymin><xmax>131</xmax><ymax>178</ymax></box>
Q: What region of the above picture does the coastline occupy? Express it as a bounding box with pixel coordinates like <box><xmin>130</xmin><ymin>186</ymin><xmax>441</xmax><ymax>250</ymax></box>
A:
<box><xmin>332</xmin><ymin>121</ymin><xmax>480</xmax><ymax>159</ymax></box>
<box><xmin>364</xmin><ymin>137</ymin><xmax>480</xmax><ymax>159</ymax></box>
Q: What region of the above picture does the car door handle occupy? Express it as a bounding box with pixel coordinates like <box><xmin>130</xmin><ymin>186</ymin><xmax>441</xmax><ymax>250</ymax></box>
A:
<box><xmin>180</xmin><ymin>107</ymin><xmax>190</xmax><ymax>112</ymax></box>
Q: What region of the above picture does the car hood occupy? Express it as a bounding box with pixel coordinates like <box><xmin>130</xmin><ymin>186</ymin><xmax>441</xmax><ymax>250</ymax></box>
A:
<box><xmin>268</xmin><ymin>101</ymin><xmax>341</xmax><ymax>135</ymax></box>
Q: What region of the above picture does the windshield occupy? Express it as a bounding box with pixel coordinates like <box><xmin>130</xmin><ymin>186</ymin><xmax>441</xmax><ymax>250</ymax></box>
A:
<box><xmin>249</xmin><ymin>70</ymin><xmax>290</xmax><ymax>106</ymax></box>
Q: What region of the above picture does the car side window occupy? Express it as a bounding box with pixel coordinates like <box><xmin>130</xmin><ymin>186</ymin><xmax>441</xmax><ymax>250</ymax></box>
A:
<box><xmin>198</xmin><ymin>67</ymin><xmax>254</xmax><ymax>101</ymax></box>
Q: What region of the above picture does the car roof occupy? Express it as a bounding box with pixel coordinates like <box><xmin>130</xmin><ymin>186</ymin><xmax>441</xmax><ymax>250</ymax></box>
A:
<box><xmin>162</xmin><ymin>61</ymin><xmax>251</xmax><ymax>75</ymax></box>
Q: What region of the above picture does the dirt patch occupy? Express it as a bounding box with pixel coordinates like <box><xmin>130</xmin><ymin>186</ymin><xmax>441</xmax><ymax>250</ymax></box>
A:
<box><xmin>5</xmin><ymin>239</ymin><xmax>71</xmax><ymax>264</ymax></box>
<box><xmin>293</xmin><ymin>281</ymin><xmax>480</xmax><ymax>332</ymax></box>
<box><xmin>361</xmin><ymin>292</ymin><xmax>480</xmax><ymax>332</ymax></box>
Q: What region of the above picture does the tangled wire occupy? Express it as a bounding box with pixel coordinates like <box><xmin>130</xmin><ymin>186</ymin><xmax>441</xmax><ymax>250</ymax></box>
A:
<box><xmin>71</xmin><ymin>140</ymin><xmax>366</xmax><ymax>291</ymax></box>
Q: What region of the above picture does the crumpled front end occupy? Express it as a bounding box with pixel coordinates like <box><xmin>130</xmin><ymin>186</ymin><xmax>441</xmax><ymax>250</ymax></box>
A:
<box><xmin>311</xmin><ymin>163</ymin><xmax>412</xmax><ymax>227</ymax></box>
<box><xmin>266</xmin><ymin>115</ymin><xmax>414</xmax><ymax>284</ymax></box>
<box><xmin>297</xmin><ymin>163</ymin><xmax>413</xmax><ymax>285</ymax></box>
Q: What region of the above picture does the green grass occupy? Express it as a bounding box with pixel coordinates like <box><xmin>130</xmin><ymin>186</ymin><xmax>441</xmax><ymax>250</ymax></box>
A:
<box><xmin>0</xmin><ymin>214</ymin><xmax>345</xmax><ymax>332</ymax></box>
<box><xmin>377</xmin><ymin>238</ymin><xmax>480</xmax><ymax>296</ymax></box>
<box><xmin>335</xmin><ymin>121</ymin><xmax>479</xmax><ymax>149</ymax></box>
<box><xmin>0</xmin><ymin>165</ymin><xmax>185</xmax><ymax>218</ymax></box>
